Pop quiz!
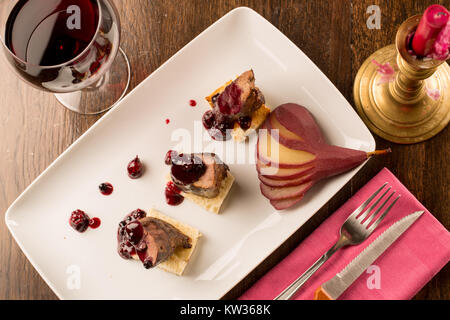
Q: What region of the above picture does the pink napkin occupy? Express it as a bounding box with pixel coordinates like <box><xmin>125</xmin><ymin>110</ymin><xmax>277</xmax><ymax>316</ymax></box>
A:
<box><xmin>240</xmin><ymin>168</ymin><xmax>450</xmax><ymax>300</ymax></box>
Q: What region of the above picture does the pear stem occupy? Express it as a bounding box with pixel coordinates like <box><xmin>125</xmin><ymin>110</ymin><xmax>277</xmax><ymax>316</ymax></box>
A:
<box><xmin>367</xmin><ymin>148</ymin><xmax>392</xmax><ymax>157</ymax></box>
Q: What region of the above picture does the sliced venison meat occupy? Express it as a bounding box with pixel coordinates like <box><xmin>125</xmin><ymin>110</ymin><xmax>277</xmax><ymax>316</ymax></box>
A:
<box><xmin>216</xmin><ymin>69</ymin><xmax>265</xmax><ymax>117</ymax></box>
<box><xmin>137</xmin><ymin>217</ymin><xmax>191</xmax><ymax>269</ymax></box>
<box><xmin>191</xmin><ymin>153</ymin><xmax>228</xmax><ymax>197</ymax></box>
<box><xmin>171</xmin><ymin>153</ymin><xmax>228</xmax><ymax>198</ymax></box>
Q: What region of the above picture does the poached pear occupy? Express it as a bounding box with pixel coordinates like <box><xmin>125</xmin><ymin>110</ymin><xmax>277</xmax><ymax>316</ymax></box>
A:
<box><xmin>257</xmin><ymin>103</ymin><xmax>390</xmax><ymax>210</ymax></box>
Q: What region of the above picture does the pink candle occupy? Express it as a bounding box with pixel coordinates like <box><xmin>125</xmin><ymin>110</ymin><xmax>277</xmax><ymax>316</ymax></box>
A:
<box><xmin>412</xmin><ymin>4</ymin><xmax>449</xmax><ymax>56</ymax></box>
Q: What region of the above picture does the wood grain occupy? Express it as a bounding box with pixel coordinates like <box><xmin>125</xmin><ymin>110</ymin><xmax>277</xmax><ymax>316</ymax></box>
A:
<box><xmin>0</xmin><ymin>0</ymin><xmax>448</xmax><ymax>300</ymax></box>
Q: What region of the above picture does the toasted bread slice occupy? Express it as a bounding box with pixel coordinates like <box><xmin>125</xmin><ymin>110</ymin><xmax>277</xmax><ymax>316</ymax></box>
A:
<box><xmin>205</xmin><ymin>81</ymin><xmax>270</xmax><ymax>142</ymax></box>
<box><xmin>167</xmin><ymin>171</ymin><xmax>235</xmax><ymax>214</ymax></box>
<box><xmin>132</xmin><ymin>209</ymin><xmax>201</xmax><ymax>276</ymax></box>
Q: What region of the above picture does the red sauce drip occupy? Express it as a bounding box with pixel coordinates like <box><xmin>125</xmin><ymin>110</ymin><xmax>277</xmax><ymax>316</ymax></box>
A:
<box><xmin>127</xmin><ymin>156</ymin><xmax>144</xmax><ymax>179</ymax></box>
<box><xmin>165</xmin><ymin>181</ymin><xmax>184</xmax><ymax>206</ymax></box>
<box><xmin>89</xmin><ymin>217</ymin><xmax>101</xmax><ymax>229</ymax></box>
<box><xmin>189</xmin><ymin>99</ymin><xmax>197</xmax><ymax>107</ymax></box>
<box><xmin>117</xmin><ymin>209</ymin><xmax>147</xmax><ymax>260</ymax></box>
<box><xmin>98</xmin><ymin>182</ymin><xmax>113</xmax><ymax>195</ymax></box>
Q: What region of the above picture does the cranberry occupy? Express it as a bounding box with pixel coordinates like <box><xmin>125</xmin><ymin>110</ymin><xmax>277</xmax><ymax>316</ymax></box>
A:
<box><xmin>189</xmin><ymin>99</ymin><xmax>197</xmax><ymax>107</ymax></box>
<box><xmin>118</xmin><ymin>242</ymin><xmax>135</xmax><ymax>259</ymax></box>
<box><xmin>165</xmin><ymin>150</ymin><xmax>177</xmax><ymax>165</ymax></box>
<box><xmin>119</xmin><ymin>220</ymin><xmax>127</xmax><ymax>228</ymax></box>
<box><xmin>214</xmin><ymin>119</ymin><xmax>234</xmax><ymax>140</ymax></box>
<box><xmin>117</xmin><ymin>209</ymin><xmax>148</xmax><ymax>259</ymax></box>
<box><xmin>238</xmin><ymin>115</ymin><xmax>252</xmax><ymax>130</ymax></box>
<box><xmin>124</xmin><ymin>221</ymin><xmax>144</xmax><ymax>245</ymax></box>
<box><xmin>165</xmin><ymin>118</ymin><xmax>170</xmax><ymax>124</ymax></box>
<box><xmin>98</xmin><ymin>182</ymin><xmax>113</xmax><ymax>195</ymax></box>
<box><xmin>202</xmin><ymin>110</ymin><xmax>215</xmax><ymax>129</ymax></box>
<box><xmin>130</xmin><ymin>208</ymin><xmax>146</xmax><ymax>220</ymax></box>
<box><xmin>127</xmin><ymin>155</ymin><xmax>144</xmax><ymax>179</ymax></box>
<box><xmin>69</xmin><ymin>210</ymin><xmax>90</xmax><ymax>233</ymax></box>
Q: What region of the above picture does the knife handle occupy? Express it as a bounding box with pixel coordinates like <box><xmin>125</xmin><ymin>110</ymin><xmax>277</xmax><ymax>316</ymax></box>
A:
<box><xmin>314</xmin><ymin>286</ymin><xmax>334</xmax><ymax>300</ymax></box>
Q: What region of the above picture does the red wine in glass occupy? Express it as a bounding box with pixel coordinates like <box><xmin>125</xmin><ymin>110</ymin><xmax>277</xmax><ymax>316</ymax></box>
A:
<box><xmin>0</xmin><ymin>0</ymin><xmax>130</xmax><ymax>114</ymax></box>
<box><xmin>5</xmin><ymin>0</ymin><xmax>99</xmax><ymax>66</ymax></box>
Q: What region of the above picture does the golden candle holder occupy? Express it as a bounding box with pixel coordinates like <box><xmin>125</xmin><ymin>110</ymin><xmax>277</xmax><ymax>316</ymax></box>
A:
<box><xmin>354</xmin><ymin>15</ymin><xmax>450</xmax><ymax>144</ymax></box>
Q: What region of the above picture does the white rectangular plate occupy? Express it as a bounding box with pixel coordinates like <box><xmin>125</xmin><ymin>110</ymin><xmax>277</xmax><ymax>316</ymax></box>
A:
<box><xmin>5</xmin><ymin>7</ymin><xmax>375</xmax><ymax>299</ymax></box>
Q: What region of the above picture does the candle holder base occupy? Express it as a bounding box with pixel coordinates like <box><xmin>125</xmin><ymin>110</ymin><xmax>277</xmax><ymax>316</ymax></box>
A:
<box><xmin>354</xmin><ymin>44</ymin><xmax>450</xmax><ymax>144</ymax></box>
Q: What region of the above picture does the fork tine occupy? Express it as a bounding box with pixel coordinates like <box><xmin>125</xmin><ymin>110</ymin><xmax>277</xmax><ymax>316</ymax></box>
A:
<box><xmin>364</xmin><ymin>191</ymin><xmax>395</xmax><ymax>228</ymax></box>
<box><xmin>347</xmin><ymin>182</ymin><xmax>388</xmax><ymax>220</ymax></box>
<box><xmin>362</xmin><ymin>188</ymin><xmax>393</xmax><ymax>227</ymax></box>
<box><xmin>367</xmin><ymin>195</ymin><xmax>401</xmax><ymax>233</ymax></box>
<box><xmin>359</xmin><ymin>186</ymin><xmax>391</xmax><ymax>224</ymax></box>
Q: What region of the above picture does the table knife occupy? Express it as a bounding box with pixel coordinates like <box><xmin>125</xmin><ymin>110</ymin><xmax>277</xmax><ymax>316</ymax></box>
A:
<box><xmin>314</xmin><ymin>210</ymin><xmax>424</xmax><ymax>300</ymax></box>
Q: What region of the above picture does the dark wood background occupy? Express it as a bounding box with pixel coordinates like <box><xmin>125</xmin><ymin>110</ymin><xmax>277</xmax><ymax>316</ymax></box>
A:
<box><xmin>0</xmin><ymin>0</ymin><xmax>448</xmax><ymax>300</ymax></box>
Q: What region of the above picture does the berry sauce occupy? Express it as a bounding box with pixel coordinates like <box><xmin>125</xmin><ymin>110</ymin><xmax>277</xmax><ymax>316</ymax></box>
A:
<box><xmin>202</xmin><ymin>87</ymin><xmax>252</xmax><ymax>140</ymax></box>
<box><xmin>117</xmin><ymin>209</ymin><xmax>147</xmax><ymax>260</ymax></box>
<box><xmin>69</xmin><ymin>209</ymin><xmax>101</xmax><ymax>233</ymax></box>
<box><xmin>89</xmin><ymin>217</ymin><xmax>101</xmax><ymax>229</ymax></box>
<box><xmin>165</xmin><ymin>181</ymin><xmax>184</xmax><ymax>206</ymax></box>
<box><xmin>189</xmin><ymin>99</ymin><xmax>197</xmax><ymax>107</ymax></box>
<box><xmin>164</xmin><ymin>151</ymin><xmax>188</xmax><ymax>206</ymax></box>
<box><xmin>202</xmin><ymin>109</ymin><xmax>234</xmax><ymax>141</ymax></box>
<box><xmin>127</xmin><ymin>156</ymin><xmax>144</xmax><ymax>179</ymax></box>
<box><xmin>217</xmin><ymin>82</ymin><xmax>242</xmax><ymax>115</ymax></box>
<box><xmin>238</xmin><ymin>115</ymin><xmax>252</xmax><ymax>130</ymax></box>
<box><xmin>170</xmin><ymin>153</ymin><xmax>206</xmax><ymax>185</ymax></box>
<box><xmin>99</xmin><ymin>182</ymin><xmax>113</xmax><ymax>195</ymax></box>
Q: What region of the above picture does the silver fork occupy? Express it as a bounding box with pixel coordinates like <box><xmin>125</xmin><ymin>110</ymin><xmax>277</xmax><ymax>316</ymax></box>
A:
<box><xmin>274</xmin><ymin>182</ymin><xmax>400</xmax><ymax>300</ymax></box>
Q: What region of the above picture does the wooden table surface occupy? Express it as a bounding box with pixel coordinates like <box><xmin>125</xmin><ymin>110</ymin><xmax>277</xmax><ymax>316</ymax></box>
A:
<box><xmin>0</xmin><ymin>0</ymin><xmax>448</xmax><ymax>300</ymax></box>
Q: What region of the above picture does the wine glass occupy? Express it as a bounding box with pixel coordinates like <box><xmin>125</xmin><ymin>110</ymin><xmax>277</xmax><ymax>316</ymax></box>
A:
<box><xmin>0</xmin><ymin>0</ymin><xmax>130</xmax><ymax>114</ymax></box>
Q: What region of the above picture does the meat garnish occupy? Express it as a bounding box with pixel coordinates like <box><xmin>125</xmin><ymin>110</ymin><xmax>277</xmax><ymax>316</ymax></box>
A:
<box><xmin>117</xmin><ymin>209</ymin><xmax>191</xmax><ymax>269</ymax></box>
<box><xmin>203</xmin><ymin>69</ymin><xmax>266</xmax><ymax>141</ymax></box>
<box><xmin>216</xmin><ymin>70</ymin><xmax>265</xmax><ymax>118</ymax></box>
<box><xmin>137</xmin><ymin>217</ymin><xmax>191</xmax><ymax>269</ymax></box>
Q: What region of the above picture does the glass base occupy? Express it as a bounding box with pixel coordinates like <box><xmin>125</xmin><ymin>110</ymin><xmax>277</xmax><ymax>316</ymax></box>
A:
<box><xmin>54</xmin><ymin>47</ymin><xmax>131</xmax><ymax>115</ymax></box>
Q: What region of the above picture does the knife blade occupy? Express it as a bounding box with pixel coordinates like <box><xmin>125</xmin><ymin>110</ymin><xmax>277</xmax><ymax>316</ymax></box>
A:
<box><xmin>314</xmin><ymin>210</ymin><xmax>424</xmax><ymax>300</ymax></box>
